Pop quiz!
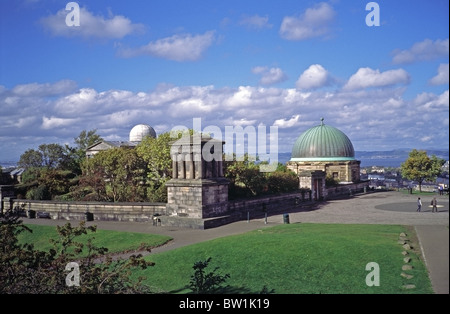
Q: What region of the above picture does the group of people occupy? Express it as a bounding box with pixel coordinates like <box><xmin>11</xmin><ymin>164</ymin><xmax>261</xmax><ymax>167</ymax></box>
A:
<box><xmin>417</xmin><ymin>197</ymin><xmax>439</xmax><ymax>212</ymax></box>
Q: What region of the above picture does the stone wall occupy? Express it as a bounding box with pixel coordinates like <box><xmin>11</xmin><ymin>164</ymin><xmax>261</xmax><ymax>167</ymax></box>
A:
<box><xmin>325</xmin><ymin>181</ymin><xmax>370</xmax><ymax>198</ymax></box>
<box><xmin>4</xmin><ymin>199</ymin><xmax>166</xmax><ymax>222</ymax></box>
<box><xmin>227</xmin><ymin>192</ymin><xmax>310</xmax><ymax>218</ymax></box>
<box><xmin>162</xmin><ymin>191</ymin><xmax>314</xmax><ymax>229</ymax></box>
<box><xmin>2</xmin><ymin>181</ymin><xmax>370</xmax><ymax>229</ymax></box>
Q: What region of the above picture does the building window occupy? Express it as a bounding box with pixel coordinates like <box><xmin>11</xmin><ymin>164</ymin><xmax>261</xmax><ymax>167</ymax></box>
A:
<box><xmin>333</xmin><ymin>172</ymin><xmax>339</xmax><ymax>179</ymax></box>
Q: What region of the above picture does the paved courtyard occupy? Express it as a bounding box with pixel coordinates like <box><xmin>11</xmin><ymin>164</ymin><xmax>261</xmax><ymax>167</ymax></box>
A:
<box><xmin>23</xmin><ymin>190</ymin><xmax>449</xmax><ymax>294</ymax></box>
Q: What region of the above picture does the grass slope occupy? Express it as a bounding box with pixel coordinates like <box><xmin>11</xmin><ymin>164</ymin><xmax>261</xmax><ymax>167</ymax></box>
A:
<box><xmin>18</xmin><ymin>224</ymin><xmax>172</xmax><ymax>255</ymax></box>
<box><xmin>140</xmin><ymin>223</ymin><xmax>432</xmax><ymax>294</ymax></box>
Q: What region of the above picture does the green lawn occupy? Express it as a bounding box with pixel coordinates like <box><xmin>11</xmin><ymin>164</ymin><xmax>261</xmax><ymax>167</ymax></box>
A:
<box><xmin>18</xmin><ymin>223</ymin><xmax>433</xmax><ymax>294</ymax></box>
<box><xmin>139</xmin><ymin>223</ymin><xmax>433</xmax><ymax>294</ymax></box>
<box><xmin>19</xmin><ymin>224</ymin><xmax>172</xmax><ymax>255</ymax></box>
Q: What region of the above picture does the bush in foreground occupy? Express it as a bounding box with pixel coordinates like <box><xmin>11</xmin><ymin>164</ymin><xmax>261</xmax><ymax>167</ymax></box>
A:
<box><xmin>0</xmin><ymin>209</ymin><xmax>154</xmax><ymax>294</ymax></box>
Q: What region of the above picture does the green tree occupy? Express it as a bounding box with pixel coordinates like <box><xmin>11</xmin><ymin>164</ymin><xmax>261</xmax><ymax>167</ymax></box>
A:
<box><xmin>136</xmin><ymin>131</ymin><xmax>189</xmax><ymax>202</ymax></box>
<box><xmin>62</xmin><ymin>130</ymin><xmax>103</xmax><ymax>175</ymax></box>
<box><xmin>224</xmin><ymin>154</ymin><xmax>267</xmax><ymax>197</ymax></box>
<box><xmin>267</xmin><ymin>171</ymin><xmax>298</xmax><ymax>193</ymax></box>
<box><xmin>401</xmin><ymin>149</ymin><xmax>445</xmax><ymax>192</ymax></box>
<box><xmin>0</xmin><ymin>210</ymin><xmax>153</xmax><ymax>294</ymax></box>
<box><xmin>38</xmin><ymin>144</ymin><xmax>66</xmax><ymax>168</ymax></box>
<box><xmin>84</xmin><ymin>148</ymin><xmax>147</xmax><ymax>202</ymax></box>
<box><xmin>18</xmin><ymin>149</ymin><xmax>43</xmax><ymax>169</ymax></box>
<box><xmin>18</xmin><ymin>144</ymin><xmax>67</xmax><ymax>170</ymax></box>
<box><xmin>74</xmin><ymin>129</ymin><xmax>102</xmax><ymax>151</ymax></box>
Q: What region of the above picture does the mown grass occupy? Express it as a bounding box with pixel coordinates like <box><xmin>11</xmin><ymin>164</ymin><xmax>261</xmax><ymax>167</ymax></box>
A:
<box><xmin>138</xmin><ymin>223</ymin><xmax>432</xmax><ymax>294</ymax></box>
<box><xmin>18</xmin><ymin>223</ymin><xmax>433</xmax><ymax>294</ymax></box>
<box><xmin>18</xmin><ymin>224</ymin><xmax>172</xmax><ymax>255</ymax></box>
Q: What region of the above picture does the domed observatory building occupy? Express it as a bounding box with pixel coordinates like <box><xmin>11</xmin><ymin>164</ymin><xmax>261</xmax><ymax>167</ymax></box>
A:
<box><xmin>86</xmin><ymin>124</ymin><xmax>156</xmax><ymax>158</ymax></box>
<box><xmin>287</xmin><ymin>118</ymin><xmax>361</xmax><ymax>200</ymax></box>
<box><xmin>129</xmin><ymin>124</ymin><xmax>157</xmax><ymax>143</ymax></box>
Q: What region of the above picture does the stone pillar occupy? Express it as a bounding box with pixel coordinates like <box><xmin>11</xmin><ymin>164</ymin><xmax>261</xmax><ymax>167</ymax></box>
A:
<box><xmin>172</xmin><ymin>157</ymin><xmax>178</xmax><ymax>179</ymax></box>
<box><xmin>187</xmin><ymin>153</ymin><xmax>194</xmax><ymax>179</ymax></box>
<box><xmin>178</xmin><ymin>155</ymin><xmax>185</xmax><ymax>179</ymax></box>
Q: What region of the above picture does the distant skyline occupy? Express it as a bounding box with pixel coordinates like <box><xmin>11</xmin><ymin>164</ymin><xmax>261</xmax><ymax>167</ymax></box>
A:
<box><xmin>1</xmin><ymin>0</ymin><xmax>449</xmax><ymax>162</ymax></box>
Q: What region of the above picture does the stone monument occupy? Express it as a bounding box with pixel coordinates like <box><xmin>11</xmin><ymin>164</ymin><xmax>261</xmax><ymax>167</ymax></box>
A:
<box><xmin>165</xmin><ymin>134</ymin><xmax>229</xmax><ymax>219</ymax></box>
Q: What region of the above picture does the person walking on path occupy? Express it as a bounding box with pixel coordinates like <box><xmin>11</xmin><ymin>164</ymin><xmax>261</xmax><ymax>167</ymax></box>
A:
<box><xmin>417</xmin><ymin>197</ymin><xmax>422</xmax><ymax>212</ymax></box>
<box><xmin>431</xmin><ymin>197</ymin><xmax>438</xmax><ymax>212</ymax></box>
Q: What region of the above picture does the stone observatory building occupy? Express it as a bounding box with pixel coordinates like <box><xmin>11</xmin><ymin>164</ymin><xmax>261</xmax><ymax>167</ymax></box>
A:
<box><xmin>287</xmin><ymin>118</ymin><xmax>361</xmax><ymax>200</ymax></box>
<box><xmin>86</xmin><ymin>124</ymin><xmax>156</xmax><ymax>158</ymax></box>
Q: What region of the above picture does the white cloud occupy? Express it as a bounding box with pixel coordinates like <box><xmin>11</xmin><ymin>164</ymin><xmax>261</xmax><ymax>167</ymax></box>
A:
<box><xmin>279</xmin><ymin>2</ymin><xmax>336</xmax><ymax>41</ymax></box>
<box><xmin>0</xmin><ymin>81</ymin><xmax>448</xmax><ymax>161</ymax></box>
<box><xmin>392</xmin><ymin>38</ymin><xmax>449</xmax><ymax>64</ymax></box>
<box><xmin>41</xmin><ymin>116</ymin><xmax>78</xmax><ymax>129</ymax></box>
<box><xmin>119</xmin><ymin>31</ymin><xmax>215</xmax><ymax>61</ymax></box>
<box><xmin>239</xmin><ymin>15</ymin><xmax>272</xmax><ymax>30</ymax></box>
<box><xmin>273</xmin><ymin>115</ymin><xmax>301</xmax><ymax>128</ymax></box>
<box><xmin>40</xmin><ymin>7</ymin><xmax>145</xmax><ymax>39</ymax></box>
<box><xmin>429</xmin><ymin>63</ymin><xmax>449</xmax><ymax>85</ymax></box>
<box><xmin>252</xmin><ymin>66</ymin><xmax>287</xmax><ymax>85</ymax></box>
<box><xmin>296</xmin><ymin>64</ymin><xmax>331</xmax><ymax>90</ymax></box>
<box><xmin>54</xmin><ymin>88</ymin><xmax>98</xmax><ymax>116</ymax></box>
<box><xmin>344</xmin><ymin>67</ymin><xmax>410</xmax><ymax>90</ymax></box>
<box><xmin>414</xmin><ymin>90</ymin><xmax>449</xmax><ymax>111</ymax></box>
<box><xmin>12</xmin><ymin>80</ymin><xmax>77</xmax><ymax>96</ymax></box>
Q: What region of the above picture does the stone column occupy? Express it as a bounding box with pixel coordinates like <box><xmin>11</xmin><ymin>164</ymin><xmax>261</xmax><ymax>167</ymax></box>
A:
<box><xmin>178</xmin><ymin>155</ymin><xmax>185</xmax><ymax>179</ymax></box>
<box><xmin>194</xmin><ymin>153</ymin><xmax>202</xmax><ymax>179</ymax></box>
<box><xmin>172</xmin><ymin>156</ymin><xmax>178</xmax><ymax>179</ymax></box>
<box><xmin>187</xmin><ymin>153</ymin><xmax>194</xmax><ymax>179</ymax></box>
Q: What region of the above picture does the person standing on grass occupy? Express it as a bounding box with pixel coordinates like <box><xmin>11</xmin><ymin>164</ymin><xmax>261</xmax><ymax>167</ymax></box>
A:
<box><xmin>417</xmin><ymin>197</ymin><xmax>422</xmax><ymax>212</ymax></box>
<box><xmin>431</xmin><ymin>197</ymin><xmax>438</xmax><ymax>213</ymax></box>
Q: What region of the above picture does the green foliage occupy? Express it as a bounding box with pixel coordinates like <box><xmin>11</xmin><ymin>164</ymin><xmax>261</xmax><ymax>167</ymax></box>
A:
<box><xmin>82</xmin><ymin>148</ymin><xmax>147</xmax><ymax>202</ymax></box>
<box><xmin>225</xmin><ymin>155</ymin><xmax>298</xmax><ymax>199</ymax></box>
<box><xmin>267</xmin><ymin>170</ymin><xmax>298</xmax><ymax>193</ymax></box>
<box><xmin>39</xmin><ymin>144</ymin><xmax>65</xmax><ymax>168</ymax></box>
<box><xmin>25</xmin><ymin>184</ymin><xmax>50</xmax><ymax>200</ymax></box>
<box><xmin>20</xmin><ymin>168</ymin><xmax>76</xmax><ymax>200</ymax></box>
<box><xmin>0</xmin><ymin>211</ymin><xmax>154</xmax><ymax>294</ymax></box>
<box><xmin>188</xmin><ymin>257</ymin><xmax>230</xmax><ymax>294</ymax></box>
<box><xmin>74</xmin><ymin>129</ymin><xmax>103</xmax><ymax>151</ymax></box>
<box><xmin>136</xmin><ymin>132</ymin><xmax>175</xmax><ymax>202</ymax></box>
<box><xmin>21</xmin><ymin>167</ymin><xmax>42</xmax><ymax>184</ymax></box>
<box><xmin>18</xmin><ymin>149</ymin><xmax>43</xmax><ymax>169</ymax></box>
<box><xmin>401</xmin><ymin>149</ymin><xmax>445</xmax><ymax>192</ymax></box>
<box><xmin>18</xmin><ymin>144</ymin><xmax>69</xmax><ymax>170</ymax></box>
<box><xmin>68</xmin><ymin>129</ymin><xmax>104</xmax><ymax>175</ymax></box>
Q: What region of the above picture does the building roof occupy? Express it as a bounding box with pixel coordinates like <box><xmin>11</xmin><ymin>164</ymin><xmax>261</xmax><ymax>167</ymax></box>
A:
<box><xmin>290</xmin><ymin>118</ymin><xmax>356</xmax><ymax>162</ymax></box>
<box><xmin>86</xmin><ymin>141</ymin><xmax>138</xmax><ymax>151</ymax></box>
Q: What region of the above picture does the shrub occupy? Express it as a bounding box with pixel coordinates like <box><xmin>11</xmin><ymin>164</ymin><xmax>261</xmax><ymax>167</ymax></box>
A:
<box><xmin>267</xmin><ymin>171</ymin><xmax>298</xmax><ymax>193</ymax></box>
<box><xmin>188</xmin><ymin>257</ymin><xmax>230</xmax><ymax>294</ymax></box>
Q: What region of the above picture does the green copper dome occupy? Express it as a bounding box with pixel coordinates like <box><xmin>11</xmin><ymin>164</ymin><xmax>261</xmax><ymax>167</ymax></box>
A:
<box><xmin>290</xmin><ymin>118</ymin><xmax>355</xmax><ymax>161</ymax></box>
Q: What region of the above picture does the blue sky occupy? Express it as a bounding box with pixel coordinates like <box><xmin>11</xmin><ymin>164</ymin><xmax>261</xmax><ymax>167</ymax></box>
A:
<box><xmin>0</xmin><ymin>0</ymin><xmax>448</xmax><ymax>162</ymax></box>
